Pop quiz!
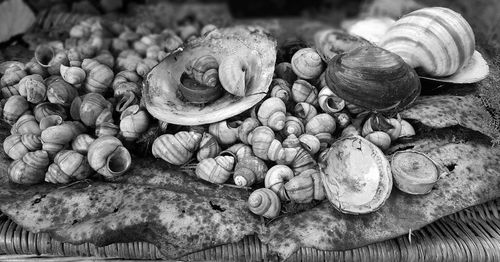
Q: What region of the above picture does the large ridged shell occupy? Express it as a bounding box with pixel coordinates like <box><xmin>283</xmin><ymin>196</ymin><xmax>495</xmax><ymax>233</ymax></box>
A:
<box><xmin>379</xmin><ymin>7</ymin><xmax>488</xmax><ymax>83</ymax></box>
<box><xmin>320</xmin><ymin>135</ymin><xmax>392</xmax><ymax>214</ymax></box>
<box><xmin>325</xmin><ymin>46</ymin><xmax>421</xmax><ymax>112</ymax></box>
<box><xmin>143</xmin><ymin>26</ymin><xmax>277</xmax><ymax>125</ymax></box>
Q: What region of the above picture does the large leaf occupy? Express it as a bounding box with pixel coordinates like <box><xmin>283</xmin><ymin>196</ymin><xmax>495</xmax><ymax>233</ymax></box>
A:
<box><xmin>0</xmin><ymin>0</ymin><xmax>35</xmax><ymax>43</ymax></box>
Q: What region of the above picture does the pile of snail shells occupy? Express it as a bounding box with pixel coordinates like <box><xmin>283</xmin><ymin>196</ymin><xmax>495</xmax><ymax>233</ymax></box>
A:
<box><xmin>1</xmin><ymin>17</ymin><xmax>213</xmax><ymax>185</ymax></box>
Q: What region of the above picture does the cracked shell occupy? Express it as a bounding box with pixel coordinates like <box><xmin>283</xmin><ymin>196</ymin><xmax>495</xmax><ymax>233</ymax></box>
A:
<box><xmin>143</xmin><ymin>26</ymin><xmax>277</xmax><ymax>125</ymax></box>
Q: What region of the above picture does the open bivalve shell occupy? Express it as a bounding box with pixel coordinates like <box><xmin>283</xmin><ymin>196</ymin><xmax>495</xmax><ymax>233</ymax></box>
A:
<box><xmin>143</xmin><ymin>26</ymin><xmax>277</xmax><ymax>125</ymax></box>
<box><xmin>319</xmin><ymin>135</ymin><xmax>392</xmax><ymax>214</ymax></box>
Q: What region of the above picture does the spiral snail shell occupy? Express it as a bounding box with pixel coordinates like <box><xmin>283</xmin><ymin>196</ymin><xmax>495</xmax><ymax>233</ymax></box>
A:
<box><xmin>196</xmin><ymin>133</ymin><xmax>221</xmax><ymax>161</ymax></box>
<box><xmin>60</xmin><ymin>64</ymin><xmax>86</xmax><ymax>86</ymax></box>
<box><xmin>3</xmin><ymin>95</ymin><xmax>30</xmax><ymax>125</ymax></box>
<box><xmin>248</xmin><ymin>188</ymin><xmax>281</xmax><ymax>219</ymax></box>
<box><xmin>152</xmin><ymin>131</ymin><xmax>202</xmax><ymax>165</ymax></box>
<box><xmin>112</xmin><ymin>70</ymin><xmax>141</xmax><ymax>97</ymax></box>
<box><xmin>218</xmin><ymin>55</ymin><xmax>256</xmax><ymax>97</ymax></box>
<box><xmin>45</xmin><ymin>150</ymin><xmax>94</xmax><ymax>184</ymax></box>
<box><xmin>291</xmin><ymin>80</ymin><xmax>319</xmax><ymax>106</ymax></box>
<box><xmin>1</xmin><ymin>65</ymin><xmax>26</xmax><ymax>87</ymax></box>
<box><xmin>45</xmin><ymin>76</ymin><xmax>79</xmax><ymax>107</ymax></box>
<box><xmin>299</xmin><ymin>134</ymin><xmax>321</xmax><ymax>155</ymax></box>
<box><xmin>119</xmin><ymin>105</ymin><xmax>150</xmax><ymax>141</ymax></box>
<box><xmin>17</xmin><ymin>75</ymin><xmax>46</xmax><ymax>104</ymax></box>
<box><xmin>248</xmin><ymin>126</ymin><xmax>296</xmax><ymax>163</ymax></box>
<box><xmin>233</xmin><ymin>156</ymin><xmax>268</xmax><ymax>187</ymax></box>
<box><xmin>291</xmin><ymin>48</ymin><xmax>324</xmax><ymax>80</ymax></box>
<box><xmin>282</xmin><ymin>116</ymin><xmax>304</xmax><ymax>137</ymax></box>
<box><xmin>3</xmin><ymin>134</ymin><xmax>42</xmax><ymax>160</ymax></box>
<box><xmin>270</xmin><ymin>78</ymin><xmax>291</xmax><ymax>104</ymax></box>
<box><xmin>186</xmin><ymin>55</ymin><xmax>219</xmax><ymax>87</ymax></box>
<box><xmin>8</xmin><ymin>150</ymin><xmax>50</xmax><ymax>185</ymax></box>
<box><xmin>257</xmin><ymin>97</ymin><xmax>286</xmax><ymax>131</ymax></box>
<box><xmin>34</xmin><ymin>102</ymin><xmax>67</xmax><ymax>122</ymax></box>
<box><xmin>238</xmin><ymin>117</ymin><xmax>260</xmax><ymax>145</ymax></box>
<box><xmin>365</xmin><ymin>131</ymin><xmax>392</xmax><ymax>151</ymax></box>
<box><xmin>294</xmin><ymin>102</ymin><xmax>317</xmax><ymax>123</ymax></box>
<box><xmin>41</xmin><ymin>123</ymin><xmax>79</xmax><ymax>158</ymax></box>
<box><xmin>305</xmin><ymin>113</ymin><xmax>336</xmax><ymax>135</ymax></box>
<box><xmin>209</xmin><ymin>120</ymin><xmax>241</xmax><ymax>145</ymax></box>
<box><xmin>11</xmin><ymin>114</ymin><xmax>41</xmax><ymax>136</ymax></box>
<box><xmin>79</xmin><ymin>93</ymin><xmax>113</xmax><ymax>127</ymax></box>
<box><xmin>81</xmin><ymin>59</ymin><xmax>114</xmax><ymax>94</ymax></box>
<box><xmin>72</xmin><ymin>134</ymin><xmax>95</xmax><ymax>154</ymax></box>
<box><xmin>87</xmin><ymin>136</ymin><xmax>132</xmax><ymax>180</ymax></box>
<box><xmin>318</xmin><ymin>86</ymin><xmax>345</xmax><ymax>114</ymax></box>
<box><xmin>195</xmin><ymin>155</ymin><xmax>235</xmax><ymax>184</ymax></box>
<box><xmin>265</xmin><ymin>165</ymin><xmax>294</xmax><ymax>200</ymax></box>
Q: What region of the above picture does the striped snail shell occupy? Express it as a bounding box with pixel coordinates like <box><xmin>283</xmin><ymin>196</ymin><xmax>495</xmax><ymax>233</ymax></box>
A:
<box><xmin>265</xmin><ymin>165</ymin><xmax>294</xmax><ymax>200</ymax></box>
<box><xmin>257</xmin><ymin>97</ymin><xmax>286</xmax><ymax>131</ymax></box>
<box><xmin>41</xmin><ymin>123</ymin><xmax>78</xmax><ymax>158</ymax></box>
<box><xmin>95</xmin><ymin>122</ymin><xmax>120</xmax><ymax>137</ymax></box>
<box><xmin>79</xmin><ymin>93</ymin><xmax>113</xmax><ymax>127</ymax></box>
<box><xmin>3</xmin><ymin>95</ymin><xmax>30</xmax><ymax>125</ymax></box>
<box><xmin>1</xmin><ymin>65</ymin><xmax>26</xmax><ymax>87</ymax></box>
<box><xmin>87</xmin><ymin>136</ymin><xmax>132</xmax><ymax>180</ymax></box>
<box><xmin>45</xmin><ymin>75</ymin><xmax>79</xmax><ymax>107</ymax></box>
<box><xmin>8</xmin><ymin>150</ymin><xmax>50</xmax><ymax>185</ymax></box>
<box><xmin>293</xmin><ymin>102</ymin><xmax>317</xmax><ymax>123</ymax></box>
<box><xmin>18</xmin><ymin>75</ymin><xmax>47</xmax><ymax>104</ymax></box>
<box><xmin>283</xmin><ymin>171</ymin><xmax>315</xmax><ymax>203</ymax></box>
<box><xmin>209</xmin><ymin>120</ymin><xmax>241</xmax><ymax>145</ymax></box>
<box><xmin>318</xmin><ymin>86</ymin><xmax>345</xmax><ymax>114</ymax></box>
<box><xmin>119</xmin><ymin>105</ymin><xmax>150</xmax><ymax>141</ymax></box>
<box><xmin>282</xmin><ymin>134</ymin><xmax>301</xmax><ymax>150</ymax></box>
<box><xmin>282</xmin><ymin>116</ymin><xmax>304</xmax><ymax>137</ymax></box>
<box><xmin>305</xmin><ymin>113</ymin><xmax>336</xmax><ymax>135</ymax></box>
<box><xmin>233</xmin><ymin>156</ymin><xmax>268</xmax><ymax>187</ymax></box>
<box><xmin>238</xmin><ymin>117</ymin><xmax>260</xmax><ymax>145</ymax></box>
<box><xmin>152</xmin><ymin>131</ymin><xmax>202</xmax><ymax>165</ymax></box>
<box><xmin>291</xmin><ymin>48</ymin><xmax>324</xmax><ymax>80</ymax></box>
<box><xmin>186</xmin><ymin>55</ymin><xmax>219</xmax><ymax>87</ymax></box>
<box><xmin>221</xmin><ymin>143</ymin><xmax>254</xmax><ymax>161</ymax></box>
<box><xmin>81</xmin><ymin>59</ymin><xmax>114</xmax><ymax>94</ymax></box>
<box><xmin>195</xmin><ymin>155</ymin><xmax>235</xmax><ymax>185</ymax></box>
<box><xmin>291</xmin><ymin>80</ymin><xmax>319</xmax><ymax>106</ymax></box>
<box><xmin>270</xmin><ymin>78</ymin><xmax>291</xmax><ymax>104</ymax></box>
<box><xmin>3</xmin><ymin>134</ymin><xmax>42</xmax><ymax>160</ymax></box>
<box><xmin>248</xmin><ymin>188</ymin><xmax>281</xmax><ymax>219</ymax></box>
<box><xmin>290</xmin><ymin>148</ymin><xmax>317</xmax><ymax>175</ymax></box>
<box><xmin>45</xmin><ymin>150</ymin><xmax>94</xmax><ymax>184</ymax></box>
<box><xmin>196</xmin><ymin>133</ymin><xmax>221</xmax><ymax>161</ymax></box>
<box><xmin>11</xmin><ymin>114</ymin><xmax>41</xmax><ymax>136</ymax></box>
<box><xmin>380</xmin><ymin>7</ymin><xmax>475</xmax><ymax>77</ymax></box>
<box><xmin>72</xmin><ymin>134</ymin><xmax>95</xmax><ymax>154</ymax></box>
<box><xmin>365</xmin><ymin>131</ymin><xmax>392</xmax><ymax>151</ymax></box>
<box><xmin>34</xmin><ymin>102</ymin><xmax>67</xmax><ymax>122</ymax></box>
<box><xmin>299</xmin><ymin>134</ymin><xmax>321</xmax><ymax>155</ymax></box>
<box><xmin>60</xmin><ymin>64</ymin><xmax>86</xmax><ymax>86</ymax></box>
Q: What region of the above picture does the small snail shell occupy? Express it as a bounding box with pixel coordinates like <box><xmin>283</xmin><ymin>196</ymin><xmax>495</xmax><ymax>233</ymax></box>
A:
<box><xmin>282</xmin><ymin>134</ymin><xmax>301</xmax><ymax>149</ymax></box>
<box><xmin>318</xmin><ymin>86</ymin><xmax>345</xmax><ymax>113</ymax></box>
<box><xmin>380</xmin><ymin>7</ymin><xmax>475</xmax><ymax>77</ymax></box>
<box><xmin>282</xmin><ymin>116</ymin><xmax>304</xmax><ymax>137</ymax></box>
<box><xmin>196</xmin><ymin>133</ymin><xmax>221</xmax><ymax>161</ymax></box>
<box><xmin>209</xmin><ymin>120</ymin><xmax>241</xmax><ymax>145</ymax></box>
<box><xmin>1</xmin><ymin>86</ymin><xmax>20</xmax><ymax>98</ymax></box>
<box><xmin>81</xmin><ymin>59</ymin><xmax>114</xmax><ymax>94</ymax></box>
<box><xmin>291</xmin><ymin>80</ymin><xmax>319</xmax><ymax>106</ymax></box>
<box><xmin>291</xmin><ymin>48</ymin><xmax>324</xmax><ymax>80</ymax></box>
<box><xmin>186</xmin><ymin>55</ymin><xmax>219</xmax><ymax>87</ymax></box>
<box><xmin>112</xmin><ymin>70</ymin><xmax>141</xmax><ymax>97</ymax></box>
<box><xmin>41</xmin><ymin>124</ymin><xmax>77</xmax><ymax>158</ymax></box>
<box><xmin>305</xmin><ymin>113</ymin><xmax>336</xmax><ymax>135</ymax></box>
<box><xmin>11</xmin><ymin>114</ymin><xmax>41</xmax><ymax>135</ymax></box>
<box><xmin>95</xmin><ymin>107</ymin><xmax>114</xmax><ymax>126</ymax></box>
<box><xmin>8</xmin><ymin>150</ymin><xmax>50</xmax><ymax>185</ymax></box>
<box><xmin>221</xmin><ymin>143</ymin><xmax>254</xmax><ymax>161</ymax></box>
<box><xmin>116</xmin><ymin>50</ymin><xmax>141</xmax><ymax>73</ymax></box>
<box><xmin>3</xmin><ymin>95</ymin><xmax>30</xmax><ymax>125</ymax></box>
<box><xmin>93</xmin><ymin>50</ymin><xmax>115</xmax><ymax>69</ymax></box>
<box><xmin>365</xmin><ymin>131</ymin><xmax>391</xmax><ymax>151</ymax></box>
<box><xmin>72</xmin><ymin>134</ymin><xmax>95</xmax><ymax>154</ymax></box>
<box><xmin>1</xmin><ymin>64</ymin><xmax>27</xmax><ymax>87</ymax></box>
<box><xmin>233</xmin><ymin>156</ymin><xmax>268</xmax><ymax>187</ymax></box>
<box><xmin>69</xmin><ymin>96</ymin><xmax>83</xmax><ymax>121</ymax></box>
<box><xmin>283</xmin><ymin>172</ymin><xmax>314</xmax><ymax>203</ymax></box>
<box><xmin>270</xmin><ymin>78</ymin><xmax>291</xmax><ymax>104</ymax></box>
<box><xmin>41</xmin><ymin>46</ymin><xmax>69</xmax><ymax>76</ymax></box>
<box><xmin>265</xmin><ymin>165</ymin><xmax>294</xmax><ymax>200</ymax></box>
<box><xmin>45</xmin><ymin>150</ymin><xmax>93</xmax><ymax>184</ymax></box>
<box><xmin>17</xmin><ymin>75</ymin><xmax>46</xmax><ymax>104</ymax></box>
<box><xmin>333</xmin><ymin>112</ymin><xmax>351</xmax><ymax>129</ymax></box>
<box><xmin>39</xmin><ymin>114</ymin><xmax>63</xmax><ymax>131</ymax></box>
<box><xmin>95</xmin><ymin>122</ymin><xmax>120</xmax><ymax>137</ymax></box>
<box><xmin>341</xmin><ymin>125</ymin><xmax>361</xmax><ymax>137</ymax></box>
<box><xmin>69</xmin><ymin>23</ymin><xmax>91</xmax><ymax>38</ymax></box>
<box><xmin>152</xmin><ymin>131</ymin><xmax>202</xmax><ymax>165</ymax></box>
<box><xmin>238</xmin><ymin>117</ymin><xmax>260</xmax><ymax>145</ymax></box>
<box><xmin>201</xmin><ymin>24</ymin><xmax>217</xmax><ymax>36</ymax></box>
<box><xmin>87</xmin><ymin>136</ymin><xmax>132</xmax><ymax>180</ymax></box>
<box><xmin>291</xmin><ymin>148</ymin><xmax>317</xmax><ymax>175</ymax></box>
<box><xmin>248</xmin><ymin>126</ymin><xmax>275</xmax><ymax>161</ymax></box>
<box><xmin>399</xmin><ymin>120</ymin><xmax>416</xmax><ymax>138</ymax></box>
<box><xmin>248</xmin><ymin>188</ymin><xmax>281</xmax><ymax>219</ymax></box>
<box><xmin>345</xmin><ymin>102</ymin><xmax>367</xmax><ymax>115</ymax></box>
<box><xmin>66</xmin><ymin>48</ymin><xmax>82</xmax><ymax>67</ymax></box>
<box><xmin>386</xmin><ymin>118</ymin><xmax>402</xmax><ymax>141</ymax></box>
<box><xmin>119</xmin><ymin>105</ymin><xmax>150</xmax><ymax>141</ymax></box>
<box><xmin>195</xmin><ymin>155</ymin><xmax>235</xmax><ymax>184</ymax></box>
<box><xmin>315</xmin><ymin>133</ymin><xmax>333</xmax><ymax>150</ymax></box>
<box><xmin>293</xmin><ymin>102</ymin><xmax>317</xmax><ymax>123</ymax></box>
<box><xmin>3</xmin><ymin>134</ymin><xmax>42</xmax><ymax>160</ymax></box>
<box><xmin>146</xmin><ymin>45</ymin><xmax>161</xmax><ymax>60</ymax></box>
<box><xmin>257</xmin><ymin>97</ymin><xmax>286</xmax><ymax>131</ymax></box>
<box><xmin>33</xmin><ymin>102</ymin><xmax>67</xmax><ymax>122</ymax></box>
<box><xmin>45</xmin><ymin>76</ymin><xmax>79</xmax><ymax>107</ymax></box>
<box><xmin>178</xmin><ymin>24</ymin><xmax>199</xmax><ymax>41</ymax></box>
<box><xmin>136</xmin><ymin>58</ymin><xmax>158</xmax><ymax>78</ymax></box>
<box><xmin>60</xmin><ymin>64</ymin><xmax>86</xmax><ymax>86</ymax></box>
<box><xmin>79</xmin><ymin>93</ymin><xmax>113</xmax><ymax>127</ymax></box>
<box><xmin>218</xmin><ymin>55</ymin><xmax>254</xmax><ymax>97</ymax></box>
<box><xmin>25</xmin><ymin>59</ymin><xmax>49</xmax><ymax>78</ymax></box>
<box><xmin>299</xmin><ymin>134</ymin><xmax>321</xmax><ymax>155</ymax></box>
<box><xmin>274</xmin><ymin>62</ymin><xmax>296</xmax><ymax>85</ymax></box>
<box><xmin>115</xmin><ymin>91</ymin><xmax>139</xmax><ymax>113</ymax></box>
<box><xmin>362</xmin><ymin>114</ymin><xmax>393</xmax><ymax>137</ymax></box>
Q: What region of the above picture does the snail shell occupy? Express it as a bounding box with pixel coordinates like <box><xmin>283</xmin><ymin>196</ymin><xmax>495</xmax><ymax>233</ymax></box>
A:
<box><xmin>116</xmin><ymin>50</ymin><xmax>142</xmax><ymax>72</ymax></box>
<box><xmin>233</xmin><ymin>156</ymin><xmax>268</xmax><ymax>187</ymax></box>
<box><xmin>11</xmin><ymin>114</ymin><xmax>41</xmax><ymax>135</ymax></box>
<box><xmin>293</xmin><ymin>102</ymin><xmax>317</xmax><ymax>123</ymax></box>
<box><xmin>18</xmin><ymin>75</ymin><xmax>46</xmax><ymax>104</ymax></box>
<box><xmin>95</xmin><ymin>108</ymin><xmax>114</xmax><ymax>126</ymax></box>
<box><xmin>8</xmin><ymin>150</ymin><xmax>50</xmax><ymax>185</ymax></box>
<box><xmin>221</xmin><ymin>143</ymin><xmax>254</xmax><ymax>161</ymax></box>
<box><xmin>325</xmin><ymin>46</ymin><xmax>421</xmax><ymax>112</ymax></box>
<box><xmin>282</xmin><ymin>116</ymin><xmax>304</xmax><ymax>137</ymax></box>
<box><xmin>3</xmin><ymin>95</ymin><xmax>30</xmax><ymax>125</ymax></box>
<box><xmin>35</xmin><ymin>44</ymin><xmax>69</xmax><ymax>76</ymax></box>
<box><xmin>248</xmin><ymin>188</ymin><xmax>281</xmax><ymax>219</ymax></box>
<box><xmin>291</xmin><ymin>48</ymin><xmax>324</xmax><ymax>80</ymax></box>
<box><xmin>60</xmin><ymin>64</ymin><xmax>86</xmax><ymax>86</ymax></box>
<box><xmin>152</xmin><ymin>131</ymin><xmax>202</xmax><ymax>165</ymax></box>
<box><xmin>341</xmin><ymin>125</ymin><xmax>361</xmax><ymax>137</ymax></box>
<box><xmin>72</xmin><ymin>134</ymin><xmax>95</xmax><ymax>154</ymax></box>
<box><xmin>41</xmin><ymin>124</ymin><xmax>77</xmax><ymax>158</ymax></box>
<box><xmin>248</xmin><ymin>126</ymin><xmax>274</xmax><ymax>160</ymax></box>
<box><xmin>290</xmin><ymin>148</ymin><xmax>317</xmax><ymax>175</ymax></box>
<box><xmin>45</xmin><ymin>76</ymin><xmax>79</xmax><ymax>107</ymax></box>
<box><xmin>1</xmin><ymin>86</ymin><xmax>20</xmax><ymax>98</ymax></box>
<box><xmin>87</xmin><ymin>136</ymin><xmax>132</xmax><ymax>180</ymax></box>
<box><xmin>81</xmin><ymin>59</ymin><xmax>114</xmax><ymax>94</ymax></box>
<box><xmin>45</xmin><ymin>150</ymin><xmax>94</xmax><ymax>184</ymax></box>
<box><xmin>265</xmin><ymin>165</ymin><xmax>294</xmax><ymax>200</ymax></box>
<box><xmin>270</xmin><ymin>78</ymin><xmax>291</xmax><ymax>104</ymax></box>
<box><xmin>238</xmin><ymin>117</ymin><xmax>260</xmax><ymax>145</ymax></box>
<box><xmin>305</xmin><ymin>113</ymin><xmax>336</xmax><ymax>135</ymax></box>
<box><xmin>119</xmin><ymin>105</ymin><xmax>150</xmax><ymax>141</ymax></box>
<box><xmin>25</xmin><ymin>59</ymin><xmax>49</xmax><ymax>78</ymax></box>
<box><xmin>66</xmin><ymin>48</ymin><xmax>82</xmax><ymax>67</ymax></box>
<box><xmin>218</xmin><ymin>55</ymin><xmax>255</xmax><ymax>97</ymax></box>
<box><xmin>362</xmin><ymin>114</ymin><xmax>394</xmax><ymax>137</ymax></box>
<box><xmin>195</xmin><ymin>155</ymin><xmax>235</xmax><ymax>184</ymax></box>
<box><xmin>34</xmin><ymin>102</ymin><xmax>67</xmax><ymax>122</ymax></box>
<box><xmin>196</xmin><ymin>133</ymin><xmax>221</xmax><ymax>161</ymax></box>
<box><xmin>3</xmin><ymin>134</ymin><xmax>42</xmax><ymax>160</ymax></box>
<box><xmin>136</xmin><ymin>58</ymin><xmax>158</xmax><ymax>78</ymax></box>
<box><xmin>386</xmin><ymin>118</ymin><xmax>402</xmax><ymax>141</ymax></box>
<box><xmin>379</xmin><ymin>7</ymin><xmax>475</xmax><ymax>77</ymax></box>
<box><xmin>399</xmin><ymin>120</ymin><xmax>416</xmax><ymax>138</ymax></box>
<box><xmin>318</xmin><ymin>86</ymin><xmax>345</xmax><ymax>114</ymax></box>
<box><xmin>115</xmin><ymin>91</ymin><xmax>139</xmax><ymax>113</ymax></box>
<box><xmin>112</xmin><ymin>70</ymin><xmax>141</xmax><ymax>97</ymax></box>
<box><xmin>313</xmin><ymin>28</ymin><xmax>372</xmax><ymax>62</ymax></box>
<box><xmin>209</xmin><ymin>120</ymin><xmax>241</xmax><ymax>145</ymax></box>
<box><xmin>299</xmin><ymin>134</ymin><xmax>321</xmax><ymax>155</ymax></box>
<box><xmin>257</xmin><ymin>97</ymin><xmax>286</xmax><ymax>131</ymax></box>
<box><xmin>178</xmin><ymin>73</ymin><xmax>223</xmax><ymax>104</ymax></box>
<box><xmin>274</xmin><ymin>62</ymin><xmax>296</xmax><ymax>85</ymax></box>
<box><xmin>1</xmin><ymin>65</ymin><xmax>27</xmax><ymax>87</ymax></box>
<box><xmin>146</xmin><ymin>45</ymin><xmax>161</xmax><ymax>60</ymax></box>
<box><xmin>79</xmin><ymin>93</ymin><xmax>113</xmax><ymax>127</ymax></box>
<box><xmin>186</xmin><ymin>55</ymin><xmax>219</xmax><ymax>87</ymax></box>
<box><xmin>365</xmin><ymin>131</ymin><xmax>391</xmax><ymax>151</ymax></box>
<box><xmin>284</xmin><ymin>172</ymin><xmax>314</xmax><ymax>203</ymax></box>
<box><xmin>282</xmin><ymin>134</ymin><xmax>301</xmax><ymax>149</ymax></box>
<box><xmin>291</xmin><ymin>80</ymin><xmax>319</xmax><ymax>106</ymax></box>
<box><xmin>93</xmin><ymin>50</ymin><xmax>115</xmax><ymax>69</ymax></box>
<box><xmin>95</xmin><ymin>122</ymin><xmax>120</xmax><ymax>137</ymax></box>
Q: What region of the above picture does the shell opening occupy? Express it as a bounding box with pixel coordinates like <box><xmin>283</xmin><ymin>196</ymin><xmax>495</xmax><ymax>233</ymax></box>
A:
<box><xmin>35</xmin><ymin>45</ymin><xmax>55</xmax><ymax>67</ymax></box>
<box><xmin>106</xmin><ymin>147</ymin><xmax>132</xmax><ymax>175</ymax></box>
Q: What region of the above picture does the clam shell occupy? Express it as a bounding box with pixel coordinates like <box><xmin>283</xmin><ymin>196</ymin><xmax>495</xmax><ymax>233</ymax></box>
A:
<box><xmin>313</xmin><ymin>28</ymin><xmax>372</xmax><ymax>62</ymax></box>
<box><xmin>391</xmin><ymin>150</ymin><xmax>440</xmax><ymax>195</ymax></box>
<box><xmin>143</xmin><ymin>26</ymin><xmax>277</xmax><ymax>125</ymax></box>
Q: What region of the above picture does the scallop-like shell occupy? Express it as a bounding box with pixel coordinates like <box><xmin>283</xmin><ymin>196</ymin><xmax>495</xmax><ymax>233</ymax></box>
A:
<box><xmin>3</xmin><ymin>95</ymin><xmax>30</xmax><ymax>125</ymax></box>
<box><xmin>60</xmin><ymin>64</ymin><xmax>86</xmax><ymax>86</ymax></box>
<box><xmin>257</xmin><ymin>97</ymin><xmax>286</xmax><ymax>131</ymax></box>
<box><xmin>196</xmin><ymin>133</ymin><xmax>221</xmax><ymax>161</ymax></box>
<box><xmin>320</xmin><ymin>135</ymin><xmax>392</xmax><ymax>214</ymax></box>
<box><xmin>81</xmin><ymin>59</ymin><xmax>114</xmax><ymax>94</ymax></box>
<box><xmin>119</xmin><ymin>105</ymin><xmax>150</xmax><ymax>141</ymax></box>
<box><xmin>248</xmin><ymin>188</ymin><xmax>281</xmax><ymax>219</ymax></box>
<box><xmin>208</xmin><ymin>120</ymin><xmax>241</xmax><ymax>145</ymax></box>
<box><xmin>87</xmin><ymin>136</ymin><xmax>132</xmax><ymax>180</ymax></box>
<box><xmin>365</xmin><ymin>131</ymin><xmax>391</xmax><ymax>151</ymax></box>
<box><xmin>265</xmin><ymin>165</ymin><xmax>294</xmax><ymax>200</ymax></box>
<box><xmin>72</xmin><ymin>134</ymin><xmax>95</xmax><ymax>154</ymax></box>
<box><xmin>379</xmin><ymin>7</ymin><xmax>487</xmax><ymax>82</ymax></box>
<box><xmin>293</xmin><ymin>102</ymin><xmax>317</xmax><ymax>123</ymax></box>
<box><xmin>143</xmin><ymin>26</ymin><xmax>276</xmax><ymax>125</ymax></box>
<box><xmin>17</xmin><ymin>75</ymin><xmax>46</xmax><ymax>104</ymax></box>
<box><xmin>325</xmin><ymin>46</ymin><xmax>421</xmax><ymax>113</ymax></box>
<box><xmin>8</xmin><ymin>150</ymin><xmax>50</xmax><ymax>185</ymax></box>
<box><xmin>195</xmin><ymin>155</ymin><xmax>235</xmax><ymax>184</ymax></box>
<box><xmin>318</xmin><ymin>86</ymin><xmax>345</xmax><ymax>114</ymax></box>
<box><xmin>45</xmin><ymin>76</ymin><xmax>78</xmax><ymax>106</ymax></box>
<box><xmin>238</xmin><ymin>117</ymin><xmax>260</xmax><ymax>144</ymax></box>
<box><xmin>34</xmin><ymin>102</ymin><xmax>67</xmax><ymax>122</ymax></box>
<box><xmin>152</xmin><ymin>131</ymin><xmax>202</xmax><ymax>165</ymax></box>
<box><xmin>274</xmin><ymin>62</ymin><xmax>296</xmax><ymax>85</ymax></box>
<box><xmin>233</xmin><ymin>156</ymin><xmax>268</xmax><ymax>187</ymax></box>
<box><xmin>305</xmin><ymin>113</ymin><xmax>336</xmax><ymax>135</ymax></box>
<box><xmin>313</xmin><ymin>28</ymin><xmax>372</xmax><ymax>62</ymax></box>
<box><xmin>291</xmin><ymin>48</ymin><xmax>324</xmax><ymax>80</ymax></box>
<box><xmin>391</xmin><ymin>150</ymin><xmax>440</xmax><ymax>195</ymax></box>
<box><xmin>45</xmin><ymin>150</ymin><xmax>93</xmax><ymax>184</ymax></box>
<box><xmin>11</xmin><ymin>114</ymin><xmax>41</xmax><ymax>135</ymax></box>
<box><xmin>282</xmin><ymin>116</ymin><xmax>304</xmax><ymax>137</ymax></box>
<box><xmin>3</xmin><ymin>134</ymin><xmax>42</xmax><ymax>160</ymax></box>
<box><xmin>291</xmin><ymin>80</ymin><xmax>319</xmax><ymax>106</ymax></box>
<box><xmin>79</xmin><ymin>93</ymin><xmax>113</xmax><ymax>127</ymax></box>
<box><xmin>299</xmin><ymin>134</ymin><xmax>321</xmax><ymax>155</ymax></box>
